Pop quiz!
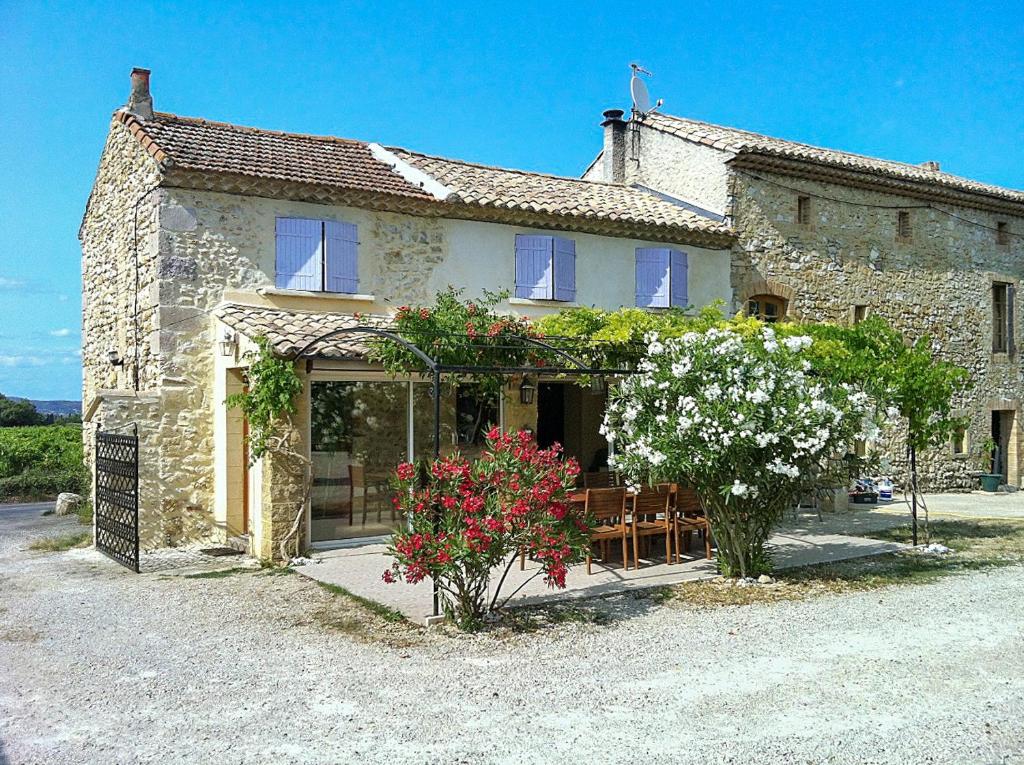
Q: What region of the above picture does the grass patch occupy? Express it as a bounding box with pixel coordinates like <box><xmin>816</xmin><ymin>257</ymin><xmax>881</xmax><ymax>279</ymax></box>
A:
<box><xmin>182</xmin><ymin>567</ymin><xmax>249</xmax><ymax>579</ymax></box>
<box><xmin>659</xmin><ymin>518</ymin><xmax>1024</xmax><ymax>609</ymax></box>
<box><xmin>77</xmin><ymin>500</ymin><xmax>93</xmax><ymax>526</ymax></box>
<box><xmin>28</xmin><ymin>531</ymin><xmax>91</xmax><ymax>552</ymax></box>
<box><xmin>315</xmin><ymin>581</ymin><xmax>407</xmax><ymax>623</ymax></box>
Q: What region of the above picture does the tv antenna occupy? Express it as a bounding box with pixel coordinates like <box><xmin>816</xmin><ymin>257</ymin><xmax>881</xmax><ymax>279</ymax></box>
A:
<box><xmin>630</xmin><ymin>63</ymin><xmax>663</xmax><ymax>117</ymax></box>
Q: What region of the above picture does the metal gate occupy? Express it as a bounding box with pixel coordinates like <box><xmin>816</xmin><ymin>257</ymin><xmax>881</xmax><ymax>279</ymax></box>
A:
<box><xmin>95</xmin><ymin>430</ymin><xmax>140</xmax><ymax>572</ymax></box>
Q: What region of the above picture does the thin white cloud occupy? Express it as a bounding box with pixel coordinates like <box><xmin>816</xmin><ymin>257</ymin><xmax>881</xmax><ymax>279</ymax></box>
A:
<box><xmin>0</xmin><ymin>277</ymin><xmax>26</xmax><ymax>289</ymax></box>
<box><xmin>0</xmin><ymin>352</ymin><xmax>81</xmax><ymax>368</ymax></box>
<box><xmin>0</xmin><ymin>355</ymin><xmax>48</xmax><ymax>367</ymax></box>
<box><xmin>49</xmin><ymin>328</ymin><xmax>74</xmax><ymax>337</ymax></box>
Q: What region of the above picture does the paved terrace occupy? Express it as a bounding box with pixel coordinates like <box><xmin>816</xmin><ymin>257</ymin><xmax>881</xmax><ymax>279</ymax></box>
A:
<box><xmin>299</xmin><ymin>505</ymin><xmax>918</xmax><ymax>623</ymax></box>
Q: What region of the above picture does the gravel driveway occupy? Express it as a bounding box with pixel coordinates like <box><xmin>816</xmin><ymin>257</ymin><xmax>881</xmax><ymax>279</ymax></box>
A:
<box><xmin>2</xmin><ymin>504</ymin><xmax>1023</xmax><ymax>765</ymax></box>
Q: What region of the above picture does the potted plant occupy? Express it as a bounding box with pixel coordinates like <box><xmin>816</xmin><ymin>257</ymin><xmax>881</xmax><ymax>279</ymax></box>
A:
<box><xmin>974</xmin><ymin>437</ymin><xmax>1003</xmax><ymax>492</ymax></box>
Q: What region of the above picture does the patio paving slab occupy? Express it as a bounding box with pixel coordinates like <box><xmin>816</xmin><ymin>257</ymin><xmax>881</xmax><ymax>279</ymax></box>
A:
<box><xmin>297</xmin><ymin>515</ymin><xmax>907</xmax><ymax>623</ymax></box>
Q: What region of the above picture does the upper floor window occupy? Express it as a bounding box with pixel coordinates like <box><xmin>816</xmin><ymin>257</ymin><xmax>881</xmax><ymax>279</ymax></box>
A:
<box><xmin>992</xmin><ymin>281</ymin><xmax>1015</xmax><ymax>354</ymax></box>
<box><xmin>635</xmin><ymin>248</ymin><xmax>688</xmax><ymax>308</ymax></box>
<box><xmin>514</xmin><ymin>235</ymin><xmax>575</xmax><ymax>301</ymax></box>
<box><xmin>997</xmin><ymin>221</ymin><xmax>1010</xmax><ymax>246</ymax></box>
<box><xmin>275</xmin><ymin>217</ymin><xmax>359</xmax><ymax>293</ymax></box>
<box><xmin>797</xmin><ymin>196</ymin><xmax>812</xmax><ymax>225</ymax></box>
<box><xmin>747</xmin><ymin>294</ymin><xmax>786</xmax><ymax>323</ymax></box>
<box><xmin>897</xmin><ymin>210</ymin><xmax>912</xmax><ymax>241</ymax></box>
<box><xmin>853</xmin><ymin>304</ymin><xmax>868</xmax><ymax>324</ymax></box>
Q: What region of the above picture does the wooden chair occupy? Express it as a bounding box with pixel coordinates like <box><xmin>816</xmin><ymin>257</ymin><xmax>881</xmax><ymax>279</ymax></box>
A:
<box><xmin>671</xmin><ymin>486</ymin><xmax>713</xmax><ymax>561</ymax></box>
<box><xmin>585</xmin><ymin>487</ymin><xmax>630</xmax><ymax>574</ymax></box>
<box><xmin>583</xmin><ymin>471</ymin><xmax>616</xmax><ymax>489</ymax></box>
<box><xmin>629</xmin><ymin>486</ymin><xmax>673</xmax><ymax>568</ymax></box>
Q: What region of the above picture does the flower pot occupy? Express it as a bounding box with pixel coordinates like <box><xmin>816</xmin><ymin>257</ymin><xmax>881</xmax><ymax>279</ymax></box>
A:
<box><xmin>979</xmin><ymin>473</ymin><xmax>1003</xmax><ymax>492</ymax></box>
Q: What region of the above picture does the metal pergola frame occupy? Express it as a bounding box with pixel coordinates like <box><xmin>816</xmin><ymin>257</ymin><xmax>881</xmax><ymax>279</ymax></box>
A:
<box><xmin>291</xmin><ymin>326</ymin><xmax>642</xmax><ymax>616</ymax></box>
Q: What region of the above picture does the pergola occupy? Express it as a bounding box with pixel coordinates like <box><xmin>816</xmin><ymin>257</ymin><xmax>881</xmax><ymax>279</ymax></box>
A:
<box><xmin>291</xmin><ymin>326</ymin><xmax>643</xmax><ymax>616</ymax></box>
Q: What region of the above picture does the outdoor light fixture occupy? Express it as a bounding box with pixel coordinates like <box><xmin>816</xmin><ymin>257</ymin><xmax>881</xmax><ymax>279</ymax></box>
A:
<box><xmin>106</xmin><ymin>349</ymin><xmax>124</xmax><ymax>367</ymax></box>
<box><xmin>519</xmin><ymin>375</ymin><xmax>536</xmax><ymax>405</ymax></box>
<box><xmin>219</xmin><ymin>328</ymin><xmax>238</xmax><ymax>358</ymax></box>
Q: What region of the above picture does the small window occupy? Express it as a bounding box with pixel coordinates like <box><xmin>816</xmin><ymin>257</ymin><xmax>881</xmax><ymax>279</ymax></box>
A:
<box><xmin>853</xmin><ymin>305</ymin><xmax>868</xmax><ymax>324</ymax></box>
<box><xmin>897</xmin><ymin>210</ymin><xmax>912</xmax><ymax>240</ymax></box>
<box><xmin>951</xmin><ymin>424</ymin><xmax>968</xmax><ymax>456</ymax></box>
<box><xmin>635</xmin><ymin>248</ymin><xmax>688</xmax><ymax>308</ymax></box>
<box><xmin>747</xmin><ymin>295</ymin><xmax>786</xmax><ymax>323</ymax></box>
<box><xmin>992</xmin><ymin>282</ymin><xmax>1015</xmax><ymax>353</ymax></box>
<box><xmin>797</xmin><ymin>196</ymin><xmax>812</xmax><ymax>225</ymax></box>
<box><xmin>997</xmin><ymin>221</ymin><xmax>1010</xmax><ymax>246</ymax></box>
<box><xmin>275</xmin><ymin>217</ymin><xmax>358</xmax><ymax>293</ymax></box>
<box><xmin>853</xmin><ymin>439</ymin><xmax>867</xmax><ymax>458</ymax></box>
<box><xmin>514</xmin><ymin>235</ymin><xmax>576</xmax><ymax>301</ymax></box>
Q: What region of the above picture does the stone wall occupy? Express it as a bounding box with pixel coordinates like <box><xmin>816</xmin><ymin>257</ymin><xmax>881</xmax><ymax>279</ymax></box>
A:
<box><xmin>728</xmin><ymin>170</ymin><xmax>1024</xmax><ymax>489</ymax></box>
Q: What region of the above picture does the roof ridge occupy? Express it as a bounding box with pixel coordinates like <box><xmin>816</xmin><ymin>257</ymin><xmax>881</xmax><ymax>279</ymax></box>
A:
<box><xmin>645</xmin><ymin>112</ymin><xmax>1024</xmax><ymax>198</ymax></box>
<box><xmin>149</xmin><ymin>111</ymin><xmax>369</xmax><ymax>147</ymax></box>
<box><xmin>388</xmin><ymin>145</ymin><xmax>635</xmax><ymax>189</ymax></box>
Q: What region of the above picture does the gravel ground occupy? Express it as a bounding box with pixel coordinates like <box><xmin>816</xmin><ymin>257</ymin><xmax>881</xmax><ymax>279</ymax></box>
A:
<box><xmin>2</xmin><ymin>504</ymin><xmax>1024</xmax><ymax>765</ymax></box>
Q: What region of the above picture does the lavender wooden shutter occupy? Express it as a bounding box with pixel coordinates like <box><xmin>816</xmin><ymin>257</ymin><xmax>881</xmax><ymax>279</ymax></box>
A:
<box><xmin>275</xmin><ymin>218</ymin><xmax>322</xmax><ymax>290</ymax></box>
<box><xmin>670</xmin><ymin>250</ymin><xmax>689</xmax><ymax>308</ymax></box>
<box><xmin>324</xmin><ymin>221</ymin><xmax>359</xmax><ymax>294</ymax></box>
<box><xmin>1008</xmin><ymin>283</ymin><xmax>1017</xmax><ymax>356</ymax></box>
<box><xmin>515</xmin><ymin>235</ymin><xmax>553</xmax><ymax>299</ymax></box>
<box><xmin>553</xmin><ymin>237</ymin><xmax>576</xmax><ymax>302</ymax></box>
<box><xmin>635</xmin><ymin>248</ymin><xmax>670</xmax><ymax>307</ymax></box>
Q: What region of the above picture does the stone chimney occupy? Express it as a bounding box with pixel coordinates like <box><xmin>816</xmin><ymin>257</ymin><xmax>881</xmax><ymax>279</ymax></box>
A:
<box><xmin>126</xmin><ymin>67</ymin><xmax>153</xmax><ymax>120</ymax></box>
<box><xmin>601</xmin><ymin>108</ymin><xmax>627</xmax><ymax>183</ymax></box>
<box><xmin>919</xmin><ymin>160</ymin><xmax>941</xmax><ymax>172</ymax></box>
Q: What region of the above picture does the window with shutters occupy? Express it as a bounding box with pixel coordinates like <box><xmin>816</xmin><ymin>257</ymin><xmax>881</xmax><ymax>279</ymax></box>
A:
<box><xmin>514</xmin><ymin>234</ymin><xmax>575</xmax><ymax>302</ymax></box>
<box><xmin>992</xmin><ymin>282</ymin><xmax>1015</xmax><ymax>353</ymax></box>
<box><xmin>997</xmin><ymin>221</ymin><xmax>1010</xmax><ymax>246</ymax></box>
<box><xmin>896</xmin><ymin>210</ymin><xmax>912</xmax><ymax>241</ymax></box>
<box><xmin>797</xmin><ymin>196</ymin><xmax>812</xmax><ymax>225</ymax></box>
<box><xmin>275</xmin><ymin>217</ymin><xmax>358</xmax><ymax>293</ymax></box>
<box><xmin>635</xmin><ymin>248</ymin><xmax>688</xmax><ymax>308</ymax></box>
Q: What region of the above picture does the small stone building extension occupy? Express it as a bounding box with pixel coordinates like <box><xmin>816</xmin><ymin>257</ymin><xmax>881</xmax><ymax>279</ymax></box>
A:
<box><xmin>80</xmin><ymin>70</ymin><xmax>733</xmax><ymax>558</ymax></box>
<box><xmin>585</xmin><ymin>108</ymin><xmax>1024</xmax><ymax>489</ymax></box>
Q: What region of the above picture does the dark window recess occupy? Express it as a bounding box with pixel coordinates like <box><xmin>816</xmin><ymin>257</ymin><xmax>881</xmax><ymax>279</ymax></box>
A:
<box><xmin>992</xmin><ymin>282</ymin><xmax>1015</xmax><ymax>353</ymax></box>
<box><xmin>797</xmin><ymin>196</ymin><xmax>812</xmax><ymax>225</ymax></box>
<box><xmin>747</xmin><ymin>295</ymin><xmax>785</xmax><ymax>323</ymax></box>
<box><xmin>997</xmin><ymin>221</ymin><xmax>1010</xmax><ymax>246</ymax></box>
<box><xmin>897</xmin><ymin>211</ymin><xmax>912</xmax><ymax>240</ymax></box>
<box><xmin>853</xmin><ymin>305</ymin><xmax>868</xmax><ymax>324</ymax></box>
<box><xmin>951</xmin><ymin>424</ymin><xmax>968</xmax><ymax>456</ymax></box>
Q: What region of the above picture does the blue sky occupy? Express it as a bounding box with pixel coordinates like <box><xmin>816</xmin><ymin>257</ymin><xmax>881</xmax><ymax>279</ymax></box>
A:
<box><xmin>1</xmin><ymin>0</ymin><xmax>1022</xmax><ymax>400</ymax></box>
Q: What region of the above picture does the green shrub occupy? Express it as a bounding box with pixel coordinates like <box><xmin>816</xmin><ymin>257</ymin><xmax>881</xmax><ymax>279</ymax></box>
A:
<box><xmin>0</xmin><ymin>426</ymin><xmax>88</xmax><ymax>501</ymax></box>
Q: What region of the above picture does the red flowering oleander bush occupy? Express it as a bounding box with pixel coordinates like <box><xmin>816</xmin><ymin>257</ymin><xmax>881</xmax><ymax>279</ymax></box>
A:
<box><xmin>384</xmin><ymin>428</ymin><xmax>590</xmax><ymax>630</ymax></box>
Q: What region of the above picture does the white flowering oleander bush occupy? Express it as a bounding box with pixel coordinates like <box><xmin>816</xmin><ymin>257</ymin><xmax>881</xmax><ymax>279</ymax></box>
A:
<box><xmin>603</xmin><ymin>326</ymin><xmax>873</xmax><ymax>578</ymax></box>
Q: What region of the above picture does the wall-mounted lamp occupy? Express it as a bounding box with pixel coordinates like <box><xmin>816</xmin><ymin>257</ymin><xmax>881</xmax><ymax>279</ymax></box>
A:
<box><xmin>107</xmin><ymin>349</ymin><xmax>124</xmax><ymax>367</ymax></box>
<box><xmin>219</xmin><ymin>328</ymin><xmax>238</xmax><ymax>358</ymax></box>
<box><xmin>519</xmin><ymin>375</ymin><xmax>536</xmax><ymax>405</ymax></box>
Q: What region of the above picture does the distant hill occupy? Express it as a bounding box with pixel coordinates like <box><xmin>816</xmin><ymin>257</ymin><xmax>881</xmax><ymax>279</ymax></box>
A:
<box><xmin>16</xmin><ymin>399</ymin><xmax>81</xmax><ymax>416</ymax></box>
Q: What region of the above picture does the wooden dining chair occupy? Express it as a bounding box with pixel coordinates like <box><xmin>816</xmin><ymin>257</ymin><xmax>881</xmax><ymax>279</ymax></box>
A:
<box><xmin>629</xmin><ymin>485</ymin><xmax>673</xmax><ymax>568</ymax></box>
<box><xmin>672</xmin><ymin>486</ymin><xmax>713</xmax><ymax>561</ymax></box>
<box><xmin>583</xmin><ymin>471</ymin><xmax>616</xmax><ymax>489</ymax></box>
<box><xmin>585</xmin><ymin>487</ymin><xmax>629</xmax><ymax>574</ymax></box>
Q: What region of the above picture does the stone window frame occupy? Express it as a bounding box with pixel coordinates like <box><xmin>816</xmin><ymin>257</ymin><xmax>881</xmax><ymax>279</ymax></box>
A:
<box><xmin>949</xmin><ymin>408</ymin><xmax>970</xmax><ymax>460</ymax></box>
<box><xmin>988</xmin><ymin>274</ymin><xmax>1017</xmax><ymax>357</ymax></box>
<box><xmin>896</xmin><ymin>210</ymin><xmax>913</xmax><ymax>243</ymax></box>
<box><xmin>737</xmin><ymin>278</ymin><xmax>796</xmax><ymax>322</ymax></box>
<box><xmin>850</xmin><ymin>303</ymin><xmax>871</xmax><ymax>325</ymax></box>
<box><xmin>996</xmin><ymin>221</ymin><xmax>1010</xmax><ymax>248</ymax></box>
<box><xmin>796</xmin><ymin>195</ymin><xmax>813</xmax><ymax>227</ymax></box>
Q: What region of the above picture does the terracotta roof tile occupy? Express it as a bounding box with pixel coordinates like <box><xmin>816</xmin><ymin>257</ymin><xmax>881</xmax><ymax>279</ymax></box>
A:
<box><xmin>644</xmin><ymin>112</ymin><xmax>1024</xmax><ymax>205</ymax></box>
<box><xmin>216</xmin><ymin>304</ymin><xmax>392</xmax><ymax>359</ymax></box>
<box><xmin>388</xmin><ymin>147</ymin><xmax>729</xmax><ymax>234</ymax></box>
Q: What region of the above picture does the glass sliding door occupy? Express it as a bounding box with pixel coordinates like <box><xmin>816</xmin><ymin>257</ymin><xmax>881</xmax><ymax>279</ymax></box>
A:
<box><xmin>310</xmin><ymin>380</ymin><xmax>410</xmax><ymax>541</ymax></box>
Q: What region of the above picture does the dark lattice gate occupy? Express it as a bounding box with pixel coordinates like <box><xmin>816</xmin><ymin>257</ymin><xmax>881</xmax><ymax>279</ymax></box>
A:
<box><xmin>94</xmin><ymin>430</ymin><xmax>140</xmax><ymax>572</ymax></box>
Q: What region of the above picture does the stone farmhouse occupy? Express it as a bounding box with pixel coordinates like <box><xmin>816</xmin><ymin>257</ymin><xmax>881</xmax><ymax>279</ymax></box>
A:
<box><xmin>80</xmin><ymin>70</ymin><xmax>733</xmax><ymax>558</ymax></box>
<box><xmin>81</xmin><ymin>69</ymin><xmax>1022</xmax><ymax>561</ymax></box>
<box><xmin>585</xmin><ymin>109</ymin><xmax>1024</xmax><ymax>490</ymax></box>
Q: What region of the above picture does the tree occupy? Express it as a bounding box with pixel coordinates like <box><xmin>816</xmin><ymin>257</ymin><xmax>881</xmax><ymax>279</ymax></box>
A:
<box><xmin>0</xmin><ymin>395</ymin><xmax>43</xmax><ymax>427</ymax></box>
<box><xmin>604</xmin><ymin>325</ymin><xmax>871</xmax><ymax>578</ymax></box>
<box><xmin>797</xmin><ymin>317</ymin><xmax>971</xmax><ymax>544</ymax></box>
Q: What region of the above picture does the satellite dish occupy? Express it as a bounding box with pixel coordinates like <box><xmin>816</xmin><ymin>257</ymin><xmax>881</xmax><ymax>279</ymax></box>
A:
<box><xmin>630</xmin><ymin>73</ymin><xmax>651</xmax><ymax>114</ymax></box>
